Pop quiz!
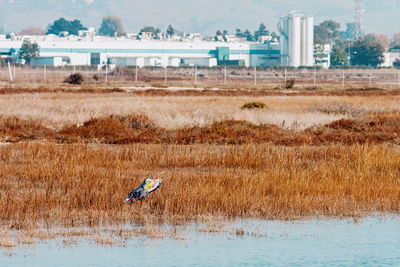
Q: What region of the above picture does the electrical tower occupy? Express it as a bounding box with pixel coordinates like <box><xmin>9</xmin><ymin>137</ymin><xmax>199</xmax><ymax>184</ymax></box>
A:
<box><xmin>354</xmin><ymin>0</ymin><xmax>363</xmax><ymax>40</ymax></box>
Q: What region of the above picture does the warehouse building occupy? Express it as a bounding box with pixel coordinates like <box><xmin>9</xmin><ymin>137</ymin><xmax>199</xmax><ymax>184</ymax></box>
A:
<box><xmin>0</xmin><ymin>35</ymin><xmax>281</xmax><ymax>68</ymax></box>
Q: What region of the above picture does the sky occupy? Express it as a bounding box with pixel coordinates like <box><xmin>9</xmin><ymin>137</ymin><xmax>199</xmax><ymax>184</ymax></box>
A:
<box><xmin>0</xmin><ymin>0</ymin><xmax>400</xmax><ymax>37</ymax></box>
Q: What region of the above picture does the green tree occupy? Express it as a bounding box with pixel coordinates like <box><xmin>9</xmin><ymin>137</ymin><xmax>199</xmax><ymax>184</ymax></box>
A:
<box><xmin>314</xmin><ymin>20</ymin><xmax>340</xmax><ymax>45</ymax></box>
<box><xmin>215</xmin><ymin>30</ymin><xmax>222</xmax><ymax>41</ymax></box>
<box><xmin>47</xmin><ymin>18</ymin><xmax>87</xmax><ymax>35</ymax></box>
<box><xmin>254</xmin><ymin>23</ymin><xmax>269</xmax><ymax>41</ymax></box>
<box><xmin>19</xmin><ymin>38</ymin><xmax>40</xmax><ymax>65</ymax></box>
<box><xmin>340</xmin><ymin>22</ymin><xmax>357</xmax><ymax>40</ymax></box>
<box><xmin>166</xmin><ymin>25</ymin><xmax>175</xmax><ymax>37</ymax></box>
<box><xmin>243</xmin><ymin>29</ymin><xmax>253</xmax><ymax>41</ymax></box>
<box><xmin>235</xmin><ymin>29</ymin><xmax>242</xmax><ymax>38</ymax></box>
<box><xmin>351</xmin><ymin>39</ymin><xmax>385</xmax><ymax>67</ymax></box>
<box><xmin>330</xmin><ymin>44</ymin><xmax>348</xmax><ymax>67</ymax></box>
<box><xmin>140</xmin><ymin>26</ymin><xmax>161</xmax><ymax>35</ymax></box>
<box><xmin>99</xmin><ymin>16</ymin><xmax>126</xmax><ymax>37</ymax></box>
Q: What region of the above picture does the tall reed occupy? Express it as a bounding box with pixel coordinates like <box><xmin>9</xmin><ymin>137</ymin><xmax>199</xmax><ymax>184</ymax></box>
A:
<box><xmin>0</xmin><ymin>142</ymin><xmax>399</xmax><ymax>228</ymax></box>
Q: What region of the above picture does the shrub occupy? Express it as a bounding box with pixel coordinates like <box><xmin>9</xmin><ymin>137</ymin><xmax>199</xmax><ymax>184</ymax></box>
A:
<box><xmin>64</xmin><ymin>73</ymin><xmax>84</xmax><ymax>85</ymax></box>
<box><xmin>241</xmin><ymin>102</ymin><xmax>266</xmax><ymax>110</ymax></box>
<box><xmin>285</xmin><ymin>78</ymin><xmax>296</xmax><ymax>89</ymax></box>
<box><xmin>92</xmin><ymin>74</ymin><xmax>99</xmax><ymax>81</ymax></box>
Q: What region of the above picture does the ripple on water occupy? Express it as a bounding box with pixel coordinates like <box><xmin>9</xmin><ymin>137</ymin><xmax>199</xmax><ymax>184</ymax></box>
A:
<box><xmin>2</xmin><ymin>216</ymin><xmax>400</xmax><ymax>266</ymax></box>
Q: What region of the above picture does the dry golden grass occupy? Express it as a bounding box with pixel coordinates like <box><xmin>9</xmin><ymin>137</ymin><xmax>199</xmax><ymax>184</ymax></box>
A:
<box><xmin>0</xmin><ymin>92</ymin><xmax>398</xmax><ymax>132</ymax></box>
<box><xmin>0</xmin><ymin>93</ymin><xmax>350</xmax><ymax>130</ymax></box>
<box><xmin>0</xmin><ymin>142</ymin><xmax>399</xmax><ymax>230</ymax></box>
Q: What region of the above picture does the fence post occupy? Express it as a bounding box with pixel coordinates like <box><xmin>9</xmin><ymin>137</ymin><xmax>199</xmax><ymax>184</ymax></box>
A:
<box><xmin>369</xmin><ymin>70</ymin><xmax>372</xmax><ymax>87</ymax></box>
<box><xmin>313</xmin><ymin>69</ymin><xmax>316</xmax><ymax>87</ymax></box>
<box><xmin>224</xmin><ymin>66</ymin><xmax>227</xmax><ymax>85</ymax></box>
<box><xmin>135</xmin><ymin>65</ymin><xmax>138</xmax><ymax>83</ymax></box>
<box><xmin>44</xmin><ymin>65</ymin><xmax>47</xmax><ymax>83</ymax></box>
<box><xmin>254</xmin><ymin>67</ymin><xmax>257</xmax><ymax>87</ymax></box>
<box><xmin>8</xmin><ymin>62</ymin><xmax>13</xmax><ymax>83</ymax></box>
<box><xmin>105</xmin><ymin>64</ymin><xmax>108</xmax><ymax>84</ymax></box>
<box><xmin>164</xmin><ymin>66</ymin><xmax>167</xmax><ymax>85</ymax></box>
<box><xmin>194</xmin><ymin>66</ymin><xmax>197</xmax><ymax>86</ymax></box>
<box><xmin>342</xmin><ymin>70</ymin><xmax>345</xmax><ymax>88</ymax></box>
<box><xmin>284</xmin><ymin>68</ymin><xmax>287</xmax><ymax>84</ymax></box>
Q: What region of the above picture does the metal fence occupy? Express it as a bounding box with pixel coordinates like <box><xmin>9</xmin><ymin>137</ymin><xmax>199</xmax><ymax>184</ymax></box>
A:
<box><xmin>1</xmin><ymin>65</ymin><xmax>400</xmax><ymax>88</ymax></box>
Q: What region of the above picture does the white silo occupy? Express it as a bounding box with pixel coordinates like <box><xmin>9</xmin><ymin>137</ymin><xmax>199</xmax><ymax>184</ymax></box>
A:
<box><xmin>278</xmin><ymin>17</ymin><xmax>289</xmax><ymax>66</ymax></box>
<box><xmin>301</xmin><ymin>16</ymin><xmax>307</xmax><ymax>66</ymax></box>
<box><xmin>305</xmin><ymin>16</ymin><xmax>314</xmax><ymax>66</ymax></box>
<box><xmin>278</xmin><ymin>11</ymin><xmax>314</xmax><ymax>67</ymax></box>
<box><xmin>289</xmin><ymin>14</ymin><xmax>301</xmax><ymax>67</ymax></box>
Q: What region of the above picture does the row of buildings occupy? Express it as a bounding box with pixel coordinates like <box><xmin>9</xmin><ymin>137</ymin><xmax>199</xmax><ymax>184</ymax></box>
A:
<box><xmin>0</xmin><ymin>12</ymin><xmax>333</xmax><ymax>69</ymax></box>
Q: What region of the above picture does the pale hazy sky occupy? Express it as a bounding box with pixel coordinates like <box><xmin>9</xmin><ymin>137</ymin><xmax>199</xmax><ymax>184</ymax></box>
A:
<box><xmin>0</xmin><ymin>0</ymin><xmax>399</xmax><ymax>36</ymax></box>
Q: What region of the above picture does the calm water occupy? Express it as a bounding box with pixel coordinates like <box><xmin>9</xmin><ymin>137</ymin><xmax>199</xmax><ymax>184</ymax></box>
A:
<box><xmin>2</xmin><ymin>217</ymin><xmax>400</xmax><ymax>266</ymax></box>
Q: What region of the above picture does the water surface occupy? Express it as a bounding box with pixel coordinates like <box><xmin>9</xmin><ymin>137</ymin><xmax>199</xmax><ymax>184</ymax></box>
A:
<box><xmin>2</xmin><ymin>217</ymin><xmax>400</xmax><ymax>266</ymax></box>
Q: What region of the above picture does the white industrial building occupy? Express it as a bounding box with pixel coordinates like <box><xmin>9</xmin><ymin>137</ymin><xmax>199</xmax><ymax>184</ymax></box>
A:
<box><xmin>278</xmin><ymin>11</ymin><xmax>314</xmax><ymax>67</ymax></box>
<box><xmin>0</xmin><ymin>11</ymin><xmax>319</xmax><ymax>68</ymax></box>
<box><xmin>0</xmin><ymin>35</ymin><xmax>281</xmax><ymax>68</ymax></box>
<box><xmin>381</xmin><ymin>50</ymin><xmax>400</xmax><ymax>68</ymax></box>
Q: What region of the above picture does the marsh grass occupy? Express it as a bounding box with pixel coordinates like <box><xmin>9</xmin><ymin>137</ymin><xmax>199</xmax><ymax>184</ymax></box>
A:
<box><xmin>0</xmin><ymin>142</ymin><xmax>399</xmax><ymax>231</ymax></box>
<box><xmin>1</xmin><ymin>110</ymin><xmax>399</xmax><ymax>145</ymax></box>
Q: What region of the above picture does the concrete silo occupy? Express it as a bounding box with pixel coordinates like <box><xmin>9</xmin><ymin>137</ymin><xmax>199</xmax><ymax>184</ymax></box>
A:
<box><xmin>278</xmin><ymin>11</ymin><xmax>314</xmax><ymax>67</ymax></box>
<box><xmin>305</xmin><ymin>16</ymin><xmax>314</xmax><ymax>66</ymax></box>
<box><xmin>289</xmin><ymin>14</ymin><xmax>301</xmax><ymax>67</ymax></box>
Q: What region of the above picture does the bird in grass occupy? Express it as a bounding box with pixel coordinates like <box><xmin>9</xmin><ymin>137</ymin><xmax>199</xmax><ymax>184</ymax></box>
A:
<box><xmin>124</xmin><ymin>178</ymin><xmax>162</xmax><ymax>203</ymax></box>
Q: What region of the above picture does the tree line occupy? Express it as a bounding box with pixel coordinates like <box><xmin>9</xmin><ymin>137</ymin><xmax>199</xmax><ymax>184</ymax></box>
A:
<box><xmin>314</xmin><ymin>20</ymin><xmax>399</xmax><ymax>68</ymax></box>
<box><xmin>14</xmin><ymin>17</ymin><xmax>277</xmax><ymax>42</ymax></box>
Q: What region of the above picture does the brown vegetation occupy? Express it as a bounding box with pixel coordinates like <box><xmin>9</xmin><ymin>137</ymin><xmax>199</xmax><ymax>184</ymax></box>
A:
<box><xmin>0</xmin><ymin>90</ymin><xmax>399</xmax><ymax>250</ymax></box>
<box><xmin>0</xmin><ymin>111</ymin><xmax>399</xmax><ymax>145</ymax></box>
<box><xmin>0</xmin><ymin>142</ymin><xmax>399</xmax><ymax>230</ymax></box>
<box><xmin>1</xmin><ymin>86</ymin><xmax>400</xmax><ymax>97</ymax></box>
